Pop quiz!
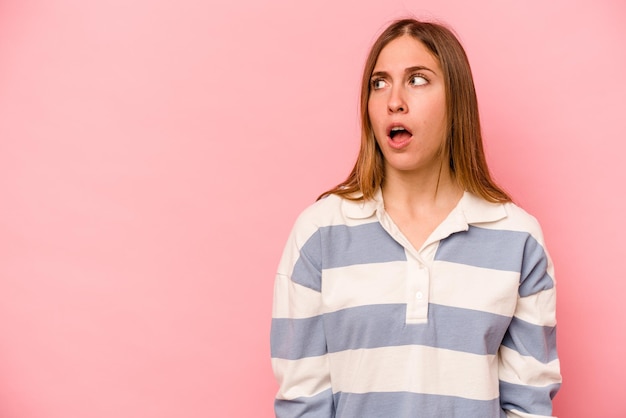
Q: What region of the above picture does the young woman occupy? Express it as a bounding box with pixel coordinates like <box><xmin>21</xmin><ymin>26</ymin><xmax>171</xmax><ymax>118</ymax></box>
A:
<box><xmin>271</xmin><ymin>18</ymin><xmax>561</xmax><ymax>418</ymax></box>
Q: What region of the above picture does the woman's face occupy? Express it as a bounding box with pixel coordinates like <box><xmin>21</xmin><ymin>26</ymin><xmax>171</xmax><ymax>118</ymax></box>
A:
<box><xmin>368</xmin><ymin>35</ymin><xmax>447</xmax><ymax>177</ymax></box>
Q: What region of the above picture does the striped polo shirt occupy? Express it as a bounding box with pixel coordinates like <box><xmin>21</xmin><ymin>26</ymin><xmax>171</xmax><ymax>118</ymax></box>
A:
<box><xmin>271</xmin><ymin>190</ymin><xmax>561</xmax><ymax>417</ymax></box>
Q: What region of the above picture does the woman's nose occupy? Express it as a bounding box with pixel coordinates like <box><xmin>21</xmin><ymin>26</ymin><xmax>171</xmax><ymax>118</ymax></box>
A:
<box><xmin>387</xmin><ymin>87</ymin><xmax>407</xmax><ymax>113</ymax></box>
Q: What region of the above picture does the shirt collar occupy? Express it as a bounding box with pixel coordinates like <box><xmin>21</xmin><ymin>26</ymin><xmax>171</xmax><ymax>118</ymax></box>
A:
<box><xmin>341</xmin><ymin>188</ymin><xmax>383</xmax><ymax>219</ymax></box>
<box><xmin>342</xmin><ymin>188</ymin><xmax>507</xmax><ymax>225</ymax></box>
<box><xmin>457</xmin><ymin>191</ymin><xmax>507</xmax><ymax>224</ymax></box>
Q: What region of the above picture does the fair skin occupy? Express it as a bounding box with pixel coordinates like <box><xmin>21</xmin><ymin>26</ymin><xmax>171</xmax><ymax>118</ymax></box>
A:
<box><xmin>368</xmin><ymin>35</ymin><xmax>463</xmax><ymax>250</ymax></box>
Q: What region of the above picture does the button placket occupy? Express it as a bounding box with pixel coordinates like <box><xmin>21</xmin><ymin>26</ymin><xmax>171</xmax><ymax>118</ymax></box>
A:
<box><xmin>405</xmin><ymin>255</ymin><xmax>430</xmax><ymax>324</ymax></box>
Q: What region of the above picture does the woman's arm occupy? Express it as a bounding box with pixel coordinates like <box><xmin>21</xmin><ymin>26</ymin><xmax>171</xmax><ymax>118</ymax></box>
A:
<box><xmin>271</xmin><ymin>222</ymin><xmax>334</xmax><ymax>417</ymax></box>
<box><xmin>499</xmin><ymin>229</ymin><xmax>562</xmax><ymax>417</ymax></box>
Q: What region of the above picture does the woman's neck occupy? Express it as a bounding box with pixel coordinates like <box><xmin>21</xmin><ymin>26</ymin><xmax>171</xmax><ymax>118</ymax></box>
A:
<box><xmin>380</xmin><ymin>159</ymin><xmax>464</xmax><ymax>250</ymax></box>
<box><xmin>381</xmin><ymin>160</ymin><xmax>463</xmax><ymax>211</ymax></box>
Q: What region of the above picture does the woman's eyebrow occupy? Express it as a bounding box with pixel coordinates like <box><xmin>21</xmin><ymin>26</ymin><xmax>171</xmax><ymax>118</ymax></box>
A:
<box><xmin>370</xmin><ymin>70</ymin><xmax>389</xmax><ymax>79</ymax></box>
<box><xmin>404</xmin><ymin>65</ymin><xmax>436</xmax><ymax>75</ymax></box>
<box><xmin>370</xmin><ymin>65</ymin><xmax>437</xmax><ymax>79</ymax></box>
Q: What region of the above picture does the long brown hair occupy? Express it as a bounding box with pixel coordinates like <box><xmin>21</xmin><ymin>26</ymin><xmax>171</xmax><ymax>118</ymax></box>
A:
<box><xmin>319</xmin><ymin>18</ymin><xmax>511</xmax><ymax>203</ymax></box>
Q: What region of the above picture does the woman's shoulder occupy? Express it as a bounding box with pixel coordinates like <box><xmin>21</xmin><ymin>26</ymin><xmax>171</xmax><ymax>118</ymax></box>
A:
<box><xmin>289</xmin><ymin>193</ymin><xmax>376</xmax><ymax>237</ymax></box>
<box><xmin>281</xmin><ymin>194</ymin><xmax>346</xmax><ymax>249</ymax></box>
<box><xmin>463</xmin><ymin>192</ymin><xmax>545</xmax><ymax>240</ymax></box>
<box><xmin>299</xmin><ymin>193</ymin><xmax>344</xmax><ymax>217</ymax></box>
<box><xmin>498</xmin><ymin>200</ymin><xmax>546</xmax><ymax>243</ymax></box>
<box><xmin>294</xmin><ymin>193</ymin><xmax>365</xmax><ymax>226</ymax></box>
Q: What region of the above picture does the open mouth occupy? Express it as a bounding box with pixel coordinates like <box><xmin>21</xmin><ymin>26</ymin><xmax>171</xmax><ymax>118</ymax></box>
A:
<box><xmin>389</xmin><ymin>126</ymin><xmax>412</xmax><ymax>141</ymax></box>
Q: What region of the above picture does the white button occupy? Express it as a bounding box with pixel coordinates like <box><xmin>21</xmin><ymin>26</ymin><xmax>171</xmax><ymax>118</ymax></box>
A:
<box><xmin>415</xmin><ymin>291</ymin><xmax>423</xmax><ymax>300</ymax></box>
<box><xmin>418</xmin><ymin>263</ymin><xmax>425</xmax><ymax>269</ymax></box>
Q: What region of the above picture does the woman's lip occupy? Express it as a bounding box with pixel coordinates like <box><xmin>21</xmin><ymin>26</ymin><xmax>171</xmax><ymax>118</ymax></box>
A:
<box><xmin>387</xmin><ymin>134</ymin><xmax>413</xmax><ymax>150</ymax></box>
<box><xmin>387</xmin><ymin>125</ymin><xmax>412</xmax><ymax>136</ymax></box>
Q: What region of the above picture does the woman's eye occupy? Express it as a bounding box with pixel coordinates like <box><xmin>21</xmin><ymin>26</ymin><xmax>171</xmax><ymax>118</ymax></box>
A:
<box><xmin>371</xmin><ymin>79</ymin><xmax>387</xmax><ymax>90</ymax></box>
<box><xmin>409</xmin><ymin>75</ymin><xmax>428</xmax><ymax>86</ymax></box>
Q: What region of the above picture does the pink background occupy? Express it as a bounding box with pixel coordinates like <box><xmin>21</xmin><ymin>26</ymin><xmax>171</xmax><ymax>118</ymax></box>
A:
<box><xmin>1</xmin><ymin>0</ymin><xmax>624</xmax><ymax>417</ymax></box>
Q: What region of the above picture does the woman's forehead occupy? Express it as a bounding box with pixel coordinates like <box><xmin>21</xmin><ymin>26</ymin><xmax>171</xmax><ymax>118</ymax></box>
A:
<box><xmin>373</xmin><ymin>36</ymin><xmax>441</xmax><ymax>74</ymax></box>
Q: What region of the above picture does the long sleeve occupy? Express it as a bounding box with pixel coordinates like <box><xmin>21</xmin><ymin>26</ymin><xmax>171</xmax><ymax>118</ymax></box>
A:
<box><xmin>498</xmin><ymin>227</ymin><xmax>562</xmax><ymax>417</ymax></box>
<box><xmin>270</xmin><ymin>222</ymin><xmax>334</xmax><ymax>417</ymax></box>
